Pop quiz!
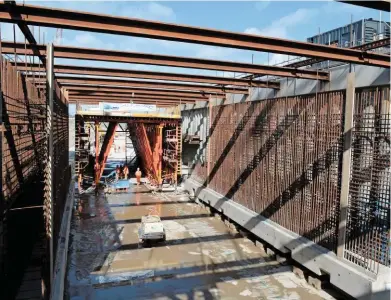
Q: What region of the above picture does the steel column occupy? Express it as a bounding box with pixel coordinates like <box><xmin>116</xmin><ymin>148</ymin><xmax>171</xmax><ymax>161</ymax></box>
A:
<box><xmin>337</xmin><ymin>72</ymin><xmax>355</xmax><ymax>258</ymax></box>
<box><xmin>44</xmin><ymin>43</ymin><xmax>54</xmax><ymax>286</ymax></box>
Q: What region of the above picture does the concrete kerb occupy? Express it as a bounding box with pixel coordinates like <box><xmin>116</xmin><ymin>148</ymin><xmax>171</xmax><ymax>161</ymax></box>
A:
<box><xmin>184</xmin><ymin>178</ymin><xmax>390</xmax><ymax>300</ymax></box>
<box><xmin>50</xmin><ymin>180</ymin><xmax>75</xmax><ymax>300</ymax></box>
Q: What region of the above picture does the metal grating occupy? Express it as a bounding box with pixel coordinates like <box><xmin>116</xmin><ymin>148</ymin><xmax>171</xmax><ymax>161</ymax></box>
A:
<box><xmin>345</xmin><ymin>87</ymin><xmax>390</xmax><ymax>273</ymax></box>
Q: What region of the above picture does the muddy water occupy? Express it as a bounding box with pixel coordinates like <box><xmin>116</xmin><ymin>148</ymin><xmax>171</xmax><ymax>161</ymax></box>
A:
<box><xmin>66</xmin><ymin>185</ymin><xmax>336</xmax><ymax>300</ymax></box>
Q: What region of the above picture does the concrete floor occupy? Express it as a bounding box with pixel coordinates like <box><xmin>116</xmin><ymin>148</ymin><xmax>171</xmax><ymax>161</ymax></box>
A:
<box><xmin>66</xmin><ymin>184</ymin><xmax>337</xmax><ymax>300</ymax></box>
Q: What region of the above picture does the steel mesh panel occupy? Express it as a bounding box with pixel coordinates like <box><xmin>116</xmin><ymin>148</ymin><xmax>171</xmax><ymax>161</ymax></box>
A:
<box><xmin>345</xmin><ymin>87</ymin><xmax>390</xmax><ymax>272</ymax></box>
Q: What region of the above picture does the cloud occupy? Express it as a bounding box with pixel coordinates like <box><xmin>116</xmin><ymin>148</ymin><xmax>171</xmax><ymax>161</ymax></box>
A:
<box><xmin>119</xmin><ymin>2</ymin><xmax>176</xmax><ymax>22</ymax></box>
<box><xmin>244</xmin><ymin>8</ymin><xmax>316</xmax><ymax>39</ymax></box>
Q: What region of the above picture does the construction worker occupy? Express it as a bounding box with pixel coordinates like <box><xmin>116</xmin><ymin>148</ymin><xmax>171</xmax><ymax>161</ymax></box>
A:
<box><xmin>123</xmin><ymin>165</ymin><xmax>129</xmax><ymax>180</ymax></box>
<box><xmin>77</xmin><ymin>172</ymin><xmax>83</xmax><ymax>193</ymax></box>
<box><xmin>135</xmin><ymin>168</ymin><xmax>142</xmax><ymax>185</ymax></box>
<box><xmin>115</xmin><ymin>165</ymin><xmax>120</xmax><ymax>181</ymax></box>
<box><xmin>120</xmin><ymin>165</ymin><xmax>124</xmax><ymax>179</ymax></box>
<box><xmin>94</xmin><ymin>162</ymin><xmax>100</xmax><ymax>184</ymax></box>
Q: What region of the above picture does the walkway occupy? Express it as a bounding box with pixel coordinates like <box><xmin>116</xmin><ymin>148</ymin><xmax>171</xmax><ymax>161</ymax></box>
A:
<box><xmin>66</xmin><ymin>184</ymin><xmax>336</xmax><ymax>300</ymax></box>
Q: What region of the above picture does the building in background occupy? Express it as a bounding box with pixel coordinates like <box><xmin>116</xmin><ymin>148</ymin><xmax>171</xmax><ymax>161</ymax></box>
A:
<box><xmin>307</xmin><ymin>18</ymin><xmax>390</xmax><ymax>47</ymax></box>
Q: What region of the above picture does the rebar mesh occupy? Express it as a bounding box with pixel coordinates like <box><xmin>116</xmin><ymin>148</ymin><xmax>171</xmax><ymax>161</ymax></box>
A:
<box><xmin>345</xmin><ymin>87</ymin><xmax>390</xmax><ymax>272</ymax></box>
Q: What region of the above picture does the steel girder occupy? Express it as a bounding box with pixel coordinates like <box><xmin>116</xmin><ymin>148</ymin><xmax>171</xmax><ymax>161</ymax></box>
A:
<box><xmin>2</xmin><ymin>42</ymin><xmax>330</xmax><ymax>80</ymax></box>
<box><xmin>15</xmin><ymin>63</ymin><xmax>280</xmax><ymax>88</ymax></box>
<box><xmin>0</xmin><ymin>3</ymin><xmax>389</xmax><ymax>66</ymax></box>
<box><xmin>31</xmin><ymin>76</ymin><xmax>249</xmax><ymax>94</ymax></box>
<box><xmin>47</xmin><ymin>85</ymin><xmax>218</xmax><ymax>98</ymax></box>
<box><xmin>68</xmin><ymin>91</ymin><xmax>203</xmax><ymax>101</ymax></box>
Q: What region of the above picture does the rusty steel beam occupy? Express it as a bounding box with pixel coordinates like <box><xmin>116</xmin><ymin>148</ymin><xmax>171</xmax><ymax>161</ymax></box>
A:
<box><xmin>3</xmin><ymin>0</ymin><xmax>46</xmax><ymax>65</ymax></box>
<box><xmin>337</xmin><ymin>0</ymin><xmax>390</xmax><ymax>12</ymax></box>
<box><xmin>2</xmin><ymin>41</ymin><xmax>330</xmax><ymax>80</ymax></box>
<box><xmin>0</xmin><ymin>3</ymin><xmax>389</xmax><ymax>66</ymax></box>
<box><xmin>286</xmin><ymin>38</ymin><xmax>391</xmax><ymax>69</ymax></box>
<box><xmin>53</xmin><ymin>85</ymin><xmax>216</xmax><ymax>98</ymax></box>
<box><xmin>69</xmin><ymin>94</ymin><xmax>198</xmax><ymax>102</ymax></box>
<box><xmin>31</xmin><ymin>76</ymin><xmax>249</xmax><ymax>94</ymax></box>
<box><xmin>69</xmin><ymin>96</ymin><xmax>196</xmax><ymax>104</ymax></box>
<box><xmin>68</xmin><ymin>90</ymin><xmax>205</xmax><ymax>100</ymax></box>
<box><xmin>15</xmin><ymin>63</ymin><xmax>280</xmax><ymax>88</ymax></box>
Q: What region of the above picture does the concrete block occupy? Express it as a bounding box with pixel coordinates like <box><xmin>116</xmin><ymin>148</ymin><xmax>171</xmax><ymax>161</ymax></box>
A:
<box><xmin>276</xmin><ymin>254</ymin><xmax>287</xmax><ymax>264</ymax></box>
<box><xmin>308</xmin><ymin>276</ymin><xmax>322</xmax><ymax>290</ymax></box>
<box><xmin>255</xmin><ymin>240</ymin><xmax>266</xmax><ymax>251</ymax></box>
<box><xmin>266</xmin><ymin>248</ymin><xmax>276</xmax><ymax>257</ymax></box>
<box><xmin>293</xmin><ymin>266</ymin><xmax>305</xmax><ymax>280</ymax></box>
<box><xmin>184</xmin><ymin>179</ymin><xmax>389</xmax><ymax>300</ymax></box>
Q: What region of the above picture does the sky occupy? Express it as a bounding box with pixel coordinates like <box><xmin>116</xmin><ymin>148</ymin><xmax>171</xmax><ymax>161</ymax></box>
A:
<box><xmin>1</xmin><ymin>0</ymin><xmax>389</xmax><ymax>114</ymax></box>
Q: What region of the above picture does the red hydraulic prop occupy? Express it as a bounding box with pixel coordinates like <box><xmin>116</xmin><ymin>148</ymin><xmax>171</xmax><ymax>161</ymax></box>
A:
<box><xmin>133</xmin><ymin>123</ymin><xmax>160</xmax><ymax>186</ymax></box>
<box><xmin>95</xmin><ymin>122</ymin><xmax>117</xmax><ymax>183</ymax></box>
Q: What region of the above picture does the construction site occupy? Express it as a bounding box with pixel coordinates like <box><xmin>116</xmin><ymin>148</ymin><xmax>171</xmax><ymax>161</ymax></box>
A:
<box><xmin>0</xmin><ymin>1</ymin><xmax>390</xmax><ymax>299</ymax></box>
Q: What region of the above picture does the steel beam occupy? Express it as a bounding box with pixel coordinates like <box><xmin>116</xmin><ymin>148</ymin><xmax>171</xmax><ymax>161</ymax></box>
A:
<box><xmin>3</xmin><ymin>1</ymin><xmax>46</xmax><ymax>64</ymax></box>
<box><xmin>52</xmin><ymin>85</ymin><xmax>215</xmax><ymax>98</ymax></box>
<box><xmin>69</xmin><ymin>98</ymin><xmax>195</xmax><ymax>105</ymax></box>
<box><xmin>286</xmin><ymin>38</ymin><xmax>391</xmax><ymax>69</ymax></box>
<box><xmin>15</xmin><ymin>63</ymin><xmax>280</xmax><ymax>88</ymax></box>
<box><xmin>69</xmin><ymin>93</ymin><xmax>199</xmax><ymax>102</ymax></box>
<box><xmin>70</xmin><ymin>96</ymin><xmax>196</xmax><ymax>104</ymax></box>
<box><xmin>69</xmin><ymin>91</ymin><xmax>204</xmax><ymax>100</ymax></box>
<box><xmin>0</xmin><ymin>3</ymin><xmax>389</xmax><ymax>66</ymax></box>
<box><xmin>31</xmin><ymin>76</ymin><xmax>249</xmax><ymax>94</ymax></box>
<box><xmin>2</xmin><ymin>42</ymin><xmax>330</xmax><ymax>80</ymax></box>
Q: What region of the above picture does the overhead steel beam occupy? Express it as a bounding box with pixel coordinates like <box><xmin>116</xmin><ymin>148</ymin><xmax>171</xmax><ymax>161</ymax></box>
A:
<box><xmin>15</xmin><ymin>63</ymin><xmax>280</xmax><ymax>88</ymax></box>
<box><xmin>44</xmin><ymin>84</ymin><xmax>221</xmax><ymax>98</ymax></box>
<box><xmin>286</xmin><ymin>38</ymin><xmax>391</xmax><ymax>69</ymax></box>
<box><xmin>69</xmin><ymin>93</ymin><xmax>199</xmax><ymax>102</ymax></box>
<box><xmin>68</xmin><ymin>91</ymin><xmax>205</xmax><ymax>100</ymax></box>
<box><xmin>2</xmin><ymin>41</ymin><xmax>330</xmax><ymax>80</ymax></box>
<box><xmin>69</xmin><ymin>96</ymin><xmax>196</xmax><ymax>104</ymax></box>
<box><xmin>31</xmin><ymin>76</ymin><xmax>249</xmax><ymax>94</ymax></box>
<box><xmin>0</xmin><ymin>3</ymin><xmax>389</xmax><ymax>66</ymax></box>
<box><xmin>72</xmin><ymin>99</ymin><xmax>175</xmax><ymax>107</ymax></box>
<box><xmin>3</xmin><ymin>0</ymin><xmax>45</xmax><ymax>64</ymax></box>
<box><xmin>337</xmin><ymin>0</ymin><xmax>390</xmax><ymax>12</ymax></box>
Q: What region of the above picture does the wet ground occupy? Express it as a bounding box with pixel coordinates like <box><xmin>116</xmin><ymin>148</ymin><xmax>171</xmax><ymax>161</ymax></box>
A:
<box><xmin>66</xmin><ymin>183</ymin><xmax>337</xmax><ymax>300</ymax></box>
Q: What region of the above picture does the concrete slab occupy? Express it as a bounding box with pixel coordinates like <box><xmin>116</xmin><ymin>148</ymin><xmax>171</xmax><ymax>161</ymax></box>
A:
<box><xmin>66</xmin><ymin>185</ymin><xmax>338</xmax><ymax>300</ymax></box>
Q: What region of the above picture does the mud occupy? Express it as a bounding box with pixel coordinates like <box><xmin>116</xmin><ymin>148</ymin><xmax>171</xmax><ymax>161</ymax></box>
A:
<box><xmin>66</xmin><ymin>184</ymin><xmax>337</xmax><ymax>300</ymax></box>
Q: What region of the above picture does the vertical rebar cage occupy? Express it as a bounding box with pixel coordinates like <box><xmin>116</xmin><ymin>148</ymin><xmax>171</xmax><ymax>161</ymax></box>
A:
<box><xmin>182</xmin><ymin>86</ymin><xmax>390</xmax><ymax>274</ymax></box>
<box><xmin>345</xmin><ymin>87</ymin><xmax>390</xmax><ymax>273</ymax></box>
